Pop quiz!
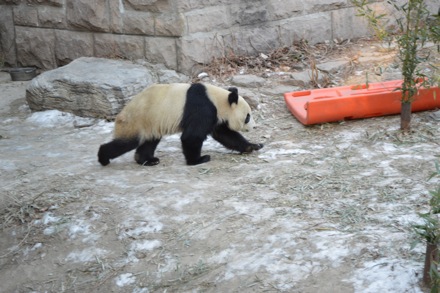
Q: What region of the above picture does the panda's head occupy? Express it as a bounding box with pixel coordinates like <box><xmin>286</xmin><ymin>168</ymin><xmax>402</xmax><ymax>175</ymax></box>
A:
<box><xmin>225</xmin><ymin>87</ymin><xmax>256</xmax><ymax>132</ymax></box>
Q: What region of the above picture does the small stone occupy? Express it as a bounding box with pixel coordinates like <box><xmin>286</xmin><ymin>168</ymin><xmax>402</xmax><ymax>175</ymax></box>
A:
<box><xmin>231</xmin><ymin>74</ymin><xmax>266</xmax><ymax>88</ymax></box>
<box><xmin>198</xmin><ymin>72</ymin><xmax>209</xmax><ymax>79</ymax></box>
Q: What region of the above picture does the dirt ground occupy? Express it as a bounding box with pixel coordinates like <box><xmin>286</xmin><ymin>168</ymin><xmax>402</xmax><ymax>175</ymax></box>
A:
<box><xmin>1</xmin><ymin>40</ymin><xmax>440</xmax><ymax>293</ymax></box>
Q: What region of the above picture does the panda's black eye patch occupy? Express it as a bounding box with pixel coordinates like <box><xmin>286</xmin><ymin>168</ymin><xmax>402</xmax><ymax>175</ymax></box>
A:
<box><xmin>245</xmin><ymin>114</ymin><xmax>250</xmax><ymax>124</ymax></box>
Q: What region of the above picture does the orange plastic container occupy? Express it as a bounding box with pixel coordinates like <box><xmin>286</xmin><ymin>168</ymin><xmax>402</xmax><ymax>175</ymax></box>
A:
<box><xmin>284</xmin><ymin>80</ymin><xmax>440</xmax><ymax>125</ymax></box>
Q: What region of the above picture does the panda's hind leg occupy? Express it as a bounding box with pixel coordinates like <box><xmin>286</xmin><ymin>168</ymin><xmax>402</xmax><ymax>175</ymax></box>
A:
<box><xmin>98</xmin><ymin>138</ymin><xmax>139</xmax><ymax>166</ymax></box>
<box><xmin>134</xmin><ymin>138</ymin><xmax>161</xmax><ymax>166</ymax></box>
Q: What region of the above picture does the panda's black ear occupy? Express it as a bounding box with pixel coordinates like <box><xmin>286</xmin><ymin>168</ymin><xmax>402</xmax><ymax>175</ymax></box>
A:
<box><xmin>228</xmin><ymin>87</ymin><xmax>238</xmax><ymax>94</ymax></box>
<box><xmin>228</xmin><ymin>88</ymin><xmax>239</xmax><ymax>105</ymax></box>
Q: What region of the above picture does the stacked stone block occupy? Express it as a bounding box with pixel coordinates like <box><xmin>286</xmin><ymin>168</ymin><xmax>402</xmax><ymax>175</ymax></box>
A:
<box><xmin>0</xmin><ymin>0</ymin><xmax>437</xmax><ymax>74</ymax></box>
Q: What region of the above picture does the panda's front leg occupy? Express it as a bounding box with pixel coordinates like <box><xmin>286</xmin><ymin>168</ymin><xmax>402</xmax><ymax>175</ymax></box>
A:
<box><xmin>212</xmin><ymin>124</ymin><xmax>264</xmax><ymax>153</ymax></box>
<box><xmin>180</xmin><ymin>132</ymin><xmax>210</xmax><ymax>165</ymax></box>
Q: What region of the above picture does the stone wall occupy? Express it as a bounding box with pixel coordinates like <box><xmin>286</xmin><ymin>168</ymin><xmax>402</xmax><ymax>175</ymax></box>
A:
<box><xmin>0</xmin><ymin>0</ymin><xmax>437</xmax><ymax>74</ymax></box>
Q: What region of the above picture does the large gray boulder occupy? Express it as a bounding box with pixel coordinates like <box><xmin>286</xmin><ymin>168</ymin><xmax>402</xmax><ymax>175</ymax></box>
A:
<box><xmin>26</xmin><ymin>57</ymin><xmax>157</xmax><ymax>119</ymax></box>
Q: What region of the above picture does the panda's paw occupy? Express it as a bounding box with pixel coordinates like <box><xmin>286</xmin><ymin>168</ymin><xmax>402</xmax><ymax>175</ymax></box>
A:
<box><xmin>252</xmin><ymin>143</ymin><xmax>264</xmax><ymax>151</ymax></box>
<box><xmin>138</xmin><ymin>157</ymin><xmax>160</xmax><ymax>166</ymax></box>
<box><xmin>187</xmin><ymin>155</ymin><xmax>211</xmax><ymax>165</ymax></box>
<box><xmin>243</xmin><ymin>143</ymin><xmax>264</xmax><ymax>153</ymax></box>
<box><xmin>98</xmin><ymin>152</ymin><xmax>110</xmax><ymax>166</ymax></box>
<box><xmin>99</xmin><ymin>158</ymin><xmax>110</xmax><ymax>166</ymax></box>
<box><xmin>199</xmin><ymin>155</ymin><xmax>211</xmax><ymax>164</ymax></box>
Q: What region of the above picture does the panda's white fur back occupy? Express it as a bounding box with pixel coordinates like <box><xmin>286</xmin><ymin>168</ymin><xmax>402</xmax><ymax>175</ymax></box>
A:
<box><xmin>114</xmin><ymin>83</ymin><xmax>190</xmax><ymax>141</ymax></box>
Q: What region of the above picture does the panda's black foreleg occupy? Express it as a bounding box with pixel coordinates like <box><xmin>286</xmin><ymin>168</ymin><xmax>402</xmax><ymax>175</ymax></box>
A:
<box><xmin>212</xmin><ymin>124</ymin><xmax>263</xmax><ymax>153</ymax></box>
<box><xmin>134</xmin><ymin>139</ymin><xmax>161</xmax><ymax>166</ymax></box>
<box><xmin>180</xmin><ymin>132</ymin><xmax>210</xmax><ymax>165</ymax></box>
<box><xmin>98</xmin><ymin>138</ymin><xmax>139</xmax><ymax>166</ymax></box>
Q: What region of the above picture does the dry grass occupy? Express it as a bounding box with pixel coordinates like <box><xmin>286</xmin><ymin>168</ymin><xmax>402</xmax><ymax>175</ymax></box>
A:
<box><xmin>200</xmin><ymin>39</ymin><xmax>360</xmax><ymax>84</ymax></box>
<box><xmin>1</xmin><ymin>190</ymin><xmax>51</xmax><ymax>228</ymax></box>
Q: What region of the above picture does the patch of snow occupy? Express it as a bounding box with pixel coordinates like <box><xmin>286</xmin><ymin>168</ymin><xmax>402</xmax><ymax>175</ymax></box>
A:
<box><xmin>42</xmin><ymin>213</ymin><xmax>60</xmax><ymax>225</ymax></box>
<box><xmin>132</xmin><ymin>287</ymin><xmax>149</xmax><ymax>293</ymax></box>
<box><xmin>21</xmin><ymin>242</ymin><xmax>44</xmax><ymax>257</ymax></box>
<box><xmin>43</xmin><ymin>227</ymin><xmax>57</xmax><ymax>236</ymax></box>
<box><xmin>1</xmin><ymin>117</ymin><xmax>21</xmax><ymax>124</ymax></box>
<box><xmin>381</xmin><ymin>142</ymin><xmax>398</xmax><ymax>154</ymax></box>
<box><xmin>171</xmin><ymin>192</ymin><xmax>202</xmax><ymax>210</ymax></box>
<box><xmin>91</xmin><ymin>119</ymin><xmax>114</xmax><ymax>134</ymax></box>
<box><xmin>118</xmin><ymin>0</ymin><xmax>125</xmax><ymax>14</ymax></box>
<box><xmin>115</xmin><ymin>273</ymin><xmax>136</xmax><ymax>287</ymax></box>
<box><xmin>259</xmin><ymin>147</ymin><xmax>311</xmax><ymax>161</ymax></box>
<box><xmin>377</xmin><ymin>160</ymin><xmax>401</xmax><ymax>177</ymax></box>
<box><xmin>216</xmin><ymin>229</ymin><xmax>362</xmax><ymax>290</ymax></box>
<box><xmin>26</xmin><ymin>109</ymin><xmax>96</xmax><ymax>128</ymax></box>
<box><xmin>312</xmin><ymin>235</ymin><xmax>353</xmax><ymax>266</ymax></box>
<box><xmin>0</xmin><ymin>160</ymin><xmax>17</xmax><ymax>171</ymax></box>
<box><xmin>349</xmin><ymin>259</ymin><xmax>423</xmax><ymax>293</ymax></box>
<box><xmin>126</xmin><ymin>239</ymin><xmax>162</xmax><ymax>262</ymax></box>
<box><xmin>130</xmin><ymin>239</ymin><xmax>161</xmax><ymax>252</ymax></box>
<box><xmin>31</xmin><ymin>243</ymin><xmax>43</xmax><ymax>250</ymax></box>
<box><xmin>68</xmin><ymin>219</ymin><xmax>99</xmax><ymax>243</ymax></box>
<box><xmin>69</xmin><ymin>221</ymin><xmax>91</xmax><ymax>237</ymax></box>
<box><xmin>66</xmin><ymin>247</ymin><xmax>108</xmax><ymax>263</ymax></box>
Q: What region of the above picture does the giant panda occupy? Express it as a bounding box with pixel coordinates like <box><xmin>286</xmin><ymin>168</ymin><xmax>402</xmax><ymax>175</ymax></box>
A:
<box><xmin>98</xmin><ymin>83</ymin><xmax>263</xmax><ymax>166</ymax></box>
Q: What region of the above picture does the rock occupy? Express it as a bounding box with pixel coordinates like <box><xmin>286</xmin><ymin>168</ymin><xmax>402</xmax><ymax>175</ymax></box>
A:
<box><xmin>429</xmin><ymin>110</ymin><xmax>440</xmax><ymax>121</ymax></box>
<box><xmin>317</xmin><ymin>60</ymin><xmax>350</xmax><ymax>74</ymax></box>
<box><xmin>26</xmin><ymin>57</ymin><xmax>156</xmax><ymax>119</ymax></box>
<box><xmin>381</xmin><ymin>68</ymin><xmax>402</xmax><ymax>81</ymax></box>
<box><xmin>133</xmin><ymin>60</ymin><xmax>190</xmax><ymax>84</ymax></box>
<box><xmin>0</xmin><ymin>72</ymin><xmax>11</xmax><ymax>83</ymax></box>
<box><xmin>150</xmin><ymin>63</ymin><xmax>190</xmax><ymax>84</ymax></box>
<box><xmin>197</xmin><ymin>72</ymin><xmax>209</xmax><ymax>79</ymax></box>
<box><xmin>290</xmin><ymin>69</ymin><xmax>325</xmax><ymax>87</ymax></box>
<box><xmin>157</xmin><ymin>69</ymin><xmax>190</xmax><ymax>84</ymax></box>
<box><xmin>260</xmin><ymin>85</ymin><xmax>301</xmax><ymax>97</ymax></box>
<box><xmin>25</xmin><ymin>57</ymin><xmax>190</xmax><ymax>118</ymax></box>
<box><xmin>231</xmin><ymin>74</ymin><xmax>266</xmax><ymax>88</ymax></box>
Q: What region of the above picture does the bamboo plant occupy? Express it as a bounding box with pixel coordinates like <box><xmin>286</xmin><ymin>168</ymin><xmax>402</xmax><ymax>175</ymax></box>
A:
<box><xmin>413</xmin><ymin>162</ymin><xmax>440</xmax><ymax>290</ymax></box>
<box><xmin>351</xmin><ymin>0</ymin><xmax>439</xmax><ymax>132</ymax></box>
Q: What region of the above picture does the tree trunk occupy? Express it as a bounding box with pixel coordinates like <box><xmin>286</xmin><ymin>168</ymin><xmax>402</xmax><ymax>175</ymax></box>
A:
<box><xmin>423</xmin><ymin>242</ymin><xmax>439</xmax><ymax>286</ymax></box>
<box><xmin>400</xmin><ymin>102</ymin><xmax>412</xmax><ymax>131</ymax></box>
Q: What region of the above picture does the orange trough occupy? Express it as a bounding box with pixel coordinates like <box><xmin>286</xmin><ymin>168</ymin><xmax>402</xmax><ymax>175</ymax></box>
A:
<box><xmin>284</xmin><ymin>80</ymin><xmax>440</xmax><ymax>125</ymax></box>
